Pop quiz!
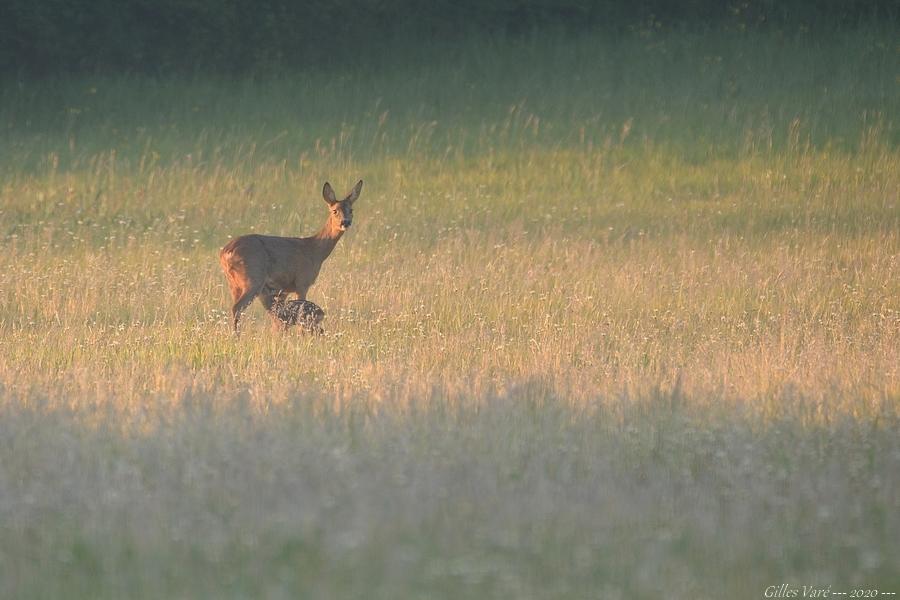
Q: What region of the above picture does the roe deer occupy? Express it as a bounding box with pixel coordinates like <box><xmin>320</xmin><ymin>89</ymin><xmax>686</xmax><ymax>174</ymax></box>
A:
<box><xmin>219</xmin><ymin>180</ymin><xmax>362</xmax><ymax>333</ymax></box>
<box><xmin>270</xmin><ymin>297</ymin><xmax>325</xmax><ymax>335</ymax></box>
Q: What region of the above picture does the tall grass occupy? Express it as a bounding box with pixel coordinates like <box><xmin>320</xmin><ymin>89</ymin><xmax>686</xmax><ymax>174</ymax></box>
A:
<box><xmin>0</xmin><ymin>28</ymin><xmax>898</xmax><ymax>598</ymax></box>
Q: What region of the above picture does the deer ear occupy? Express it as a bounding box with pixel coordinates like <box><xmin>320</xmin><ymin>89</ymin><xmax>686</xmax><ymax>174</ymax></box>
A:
<box><xmin>323</xmin><ymin>182</ymin><xmax>337</xmax><ymax>205</ymax></box>
<box><xmin>345</xmin><ymin>179</ymin><xmax>363</xmax><ymax>204</ymax></box>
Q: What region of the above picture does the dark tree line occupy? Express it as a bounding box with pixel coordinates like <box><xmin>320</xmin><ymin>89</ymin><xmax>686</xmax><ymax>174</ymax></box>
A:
<box><xmin>1</xmin><ymin>0</ymin><xmax>895</xmax><ymax>76</ymax></box>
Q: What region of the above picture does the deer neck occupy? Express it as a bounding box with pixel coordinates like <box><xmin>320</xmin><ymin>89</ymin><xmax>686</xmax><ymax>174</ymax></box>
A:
<box><xmin>309</xmin><ymin>218</ymin><xmax>344</xmax><ymax>261</ymax></box>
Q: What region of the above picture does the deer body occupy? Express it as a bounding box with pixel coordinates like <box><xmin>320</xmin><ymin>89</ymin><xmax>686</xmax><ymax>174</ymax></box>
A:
<box><xmin>270</xmin><ymin>298</ymin><xmax>325</xmax><ymax>335</ymax></box>
<box><xmin>219</xmin><ymin>180</ymin><xmax>362</xmax><ymax>333</ymax></box>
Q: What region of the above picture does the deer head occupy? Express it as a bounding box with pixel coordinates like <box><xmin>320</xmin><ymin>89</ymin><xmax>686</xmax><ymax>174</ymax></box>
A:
<box><xmin>323</xmin><ymin>180</ymin><xmax>363</xmax><ymax>231</ymax></box>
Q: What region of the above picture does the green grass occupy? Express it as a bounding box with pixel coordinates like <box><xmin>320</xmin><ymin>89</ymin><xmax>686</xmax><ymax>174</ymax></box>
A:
<box><xmin>0</xmin><ymin>27</ymin><xmax>898</xmax><ymax>599</ymax></box>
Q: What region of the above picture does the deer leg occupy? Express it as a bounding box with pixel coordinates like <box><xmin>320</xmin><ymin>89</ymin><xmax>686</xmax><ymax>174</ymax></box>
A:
<box><xmin>231</xmin><ymin>284</ymin><xmax>263</xmax><ymax>334</ymax></box>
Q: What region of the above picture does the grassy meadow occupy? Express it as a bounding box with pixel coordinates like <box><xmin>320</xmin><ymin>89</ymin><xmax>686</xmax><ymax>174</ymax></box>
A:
<box><xmin>1</xmin><ymin>28</ymin><xmax>898</xmax><ymax>598</ymax></box>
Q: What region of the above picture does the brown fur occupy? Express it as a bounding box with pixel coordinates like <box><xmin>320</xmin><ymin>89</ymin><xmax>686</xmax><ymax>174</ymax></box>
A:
<box><xmin>219</xmin><ymin>180</ymin><xmax>362</xmax><ymax>333</ymax></box>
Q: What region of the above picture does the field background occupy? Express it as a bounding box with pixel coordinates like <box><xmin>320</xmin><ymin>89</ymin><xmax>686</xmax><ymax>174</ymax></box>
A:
<box><xmin>1</xmin><ymin>11</ymin><xmax>899</xmax><ymax>600</ymax></box>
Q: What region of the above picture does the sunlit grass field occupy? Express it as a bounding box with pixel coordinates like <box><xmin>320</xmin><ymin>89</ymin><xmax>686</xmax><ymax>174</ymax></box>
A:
<box><xmin>1</xmin><ymin>28</ymin><xmax>898</xmax><ymax>598</ymax></box>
